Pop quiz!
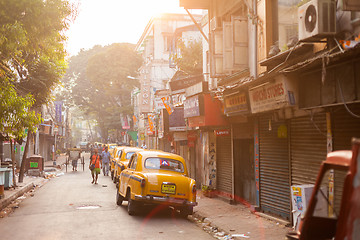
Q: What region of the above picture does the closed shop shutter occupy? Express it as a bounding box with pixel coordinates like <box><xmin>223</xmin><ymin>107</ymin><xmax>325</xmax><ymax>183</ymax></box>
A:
<box><xmin>259</xmin><ymin>116</ymin><xmax>290</xmax><ymax>219</ymax></box>
<box><xmin>290</xmin><ymin>113</ymin><xmax>327</xmax><ymax>185</ymax></box>
<box><xmin>216</xmin><ymin>135</ymin><xmax>232</xmax><ymax>195</ymax></box>
<box><xmin>332</xmin><ymin>105</ymin><xmax>360</xmax><ymax>214</ymax></box>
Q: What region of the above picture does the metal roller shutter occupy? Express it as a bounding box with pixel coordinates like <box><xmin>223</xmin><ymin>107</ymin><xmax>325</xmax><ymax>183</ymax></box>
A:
<box><xmin>216</xmin><ymin>135</ymin><xmax>232</xmax><ymax>195</ymax></box>
<box><xmin>290</xmin><ymin>113</ymin><xmax>327</xmax><ymax>185</ymax></box>
<box><xmin>332</xmin><ymin>105</ymin><xmax>360</xmax><ymax>214</ymax></box>
<box><xmin>259</xmin><ymin>116</ymin><xmax>290</xmax><ymax>219</ymax></box>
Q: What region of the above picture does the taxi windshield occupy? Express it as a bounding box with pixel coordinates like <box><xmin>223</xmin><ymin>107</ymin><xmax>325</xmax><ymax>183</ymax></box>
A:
<box><xmin>144</xmin><ymin>157</ymin><xmax>184</xmax><ymax>173</ymax></box>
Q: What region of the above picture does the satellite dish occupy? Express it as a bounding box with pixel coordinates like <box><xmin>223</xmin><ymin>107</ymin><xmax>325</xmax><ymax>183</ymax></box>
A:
<box><xmin>305</xmin><ymin>4</ymin><xmax>317</xmax><ymax>33</ymax></box>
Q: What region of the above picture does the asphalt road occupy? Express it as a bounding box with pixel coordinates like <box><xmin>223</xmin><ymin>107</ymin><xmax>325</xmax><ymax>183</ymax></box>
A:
<box><xmin>0</xmin><ymin>154</ymin><xmax>212</xmax><ymax>240</ymax></box>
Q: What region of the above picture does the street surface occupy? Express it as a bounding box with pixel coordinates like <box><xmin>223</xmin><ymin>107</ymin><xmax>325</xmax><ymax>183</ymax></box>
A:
<box><xmin>0</xmin><ymin>153</ymin><xmax>212</xmax><ymax>240</ymax></box>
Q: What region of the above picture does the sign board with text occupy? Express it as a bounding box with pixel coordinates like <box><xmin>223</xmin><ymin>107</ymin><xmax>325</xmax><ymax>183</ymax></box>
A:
<box><xmin>224</xmin><ymin>92</ymin><xmax>249</xmax><ymax>116</ymax></box>
<box><xmin>249</xmin><ymin>75</ymin><xmax>296</xmax><ymax>113</ymax></box>
<box><xmin>184</xmin><ymin>95</ymin><xmax>202</xmax><ymax>118</ymax></box>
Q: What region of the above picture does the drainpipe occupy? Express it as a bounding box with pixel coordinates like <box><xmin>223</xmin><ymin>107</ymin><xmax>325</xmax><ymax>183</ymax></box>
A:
<box><xmin>250</xmin><ymin>0</ymin><xmax>258</xmax><ymax>78</ymax></box>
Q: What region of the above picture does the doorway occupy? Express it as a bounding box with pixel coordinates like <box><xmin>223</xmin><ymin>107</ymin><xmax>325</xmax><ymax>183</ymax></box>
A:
<box><xmin>233</xmin><ymin>139</ymin><xmax>255</xmax><ymax>205</ymax></box>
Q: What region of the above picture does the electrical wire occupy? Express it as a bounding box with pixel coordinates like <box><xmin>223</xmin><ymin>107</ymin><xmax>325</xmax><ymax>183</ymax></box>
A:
<box><xmin>336</xmin><ymin>78</ymin><xmax>360</xmax><ymax>118</ymax></box>
<box><xmin>308</xmin><ymin>110</ymin><xmax>327</xmax><ymax>138</ymax></box>
<box><xmin>268</xmin><ymin>40</ymin><xmax>301</xmax><ymax>74</ymax></box>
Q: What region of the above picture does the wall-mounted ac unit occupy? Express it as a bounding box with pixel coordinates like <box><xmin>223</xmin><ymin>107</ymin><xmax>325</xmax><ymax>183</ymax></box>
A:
<box><xmin>341</xmin><ymin>0</ymin><xmax>360</xmax><ymax>11</ymax></box>
<box><xmin>210</xmin><ymin>17</ymin><xmax>222</xmax><ymax>31</ymax></box>
<box><xmin>298</xmin><ymin>0</ymin><xmax>336</xmax><ymax>42</ymax></box>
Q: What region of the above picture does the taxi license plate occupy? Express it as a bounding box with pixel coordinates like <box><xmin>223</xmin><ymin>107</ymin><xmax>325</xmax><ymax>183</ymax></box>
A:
<box><xmin>161</xmin><ymin>184</ymin><xmax>176</xmax><ymax>194</ymax></box>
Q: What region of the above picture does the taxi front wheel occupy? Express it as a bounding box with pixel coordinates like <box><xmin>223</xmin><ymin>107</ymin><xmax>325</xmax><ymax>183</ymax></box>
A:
<box><xmin>116</xmin><ymin>189</ymin><xmax>124</xmax><ymax>206</ymax></box>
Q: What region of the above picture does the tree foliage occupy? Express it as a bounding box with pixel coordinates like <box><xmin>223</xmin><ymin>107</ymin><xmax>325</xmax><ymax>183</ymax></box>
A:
<box><xmin>61</xmin><ymin>43</ymin><xmax>142</xmax><ymax>141</ymax></box>
<box><xmin>0</xmin><ymin>0</ymin><xmax>76</xmax><ymax>183</ymax></box>
<box><xmin>172</xmin><ymin>39</ymin><xmax>203</xmax><ymax>75</ymax></box>
<box><xmin>0</xmin><ymin>0</ymin><xmax>76</xmax><ymax>106</ymax></box>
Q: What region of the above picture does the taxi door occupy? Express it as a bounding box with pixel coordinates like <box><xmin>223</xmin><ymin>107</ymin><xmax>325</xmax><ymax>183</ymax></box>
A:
<box><xmin>119</xmin><ymin>154</ymin><xmax>137</xmax><ymax>197</ymax></box>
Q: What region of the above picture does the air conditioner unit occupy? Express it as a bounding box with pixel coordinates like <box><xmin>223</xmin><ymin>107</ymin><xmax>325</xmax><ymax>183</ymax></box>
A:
<box><xmin>210</xmin><ymin>17</ymin><xmax>222</xmax><ymax>31</ymax></box>
<box><xmin>298</xmin><ymin>0</ymin><xmax>336</xmax><ymax>42</ymax></box>
<box><xmin>340</xmin><ymin>0</ymin><xmax>360</xmax><ymax>11</ymax></box>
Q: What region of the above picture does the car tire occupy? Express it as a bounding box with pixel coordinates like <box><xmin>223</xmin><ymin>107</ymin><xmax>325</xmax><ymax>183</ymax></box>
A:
<box><xmin>111</xmin><ymin>171</ymin><xmax>114</xmax><ymax>180</ymax></box>
<box><xmin>116</xmin><ymin>188</ymin><xmax>124</xmax><ymax>206</ymax></box>
<box><xmin>127</xmin><ymin>198</ymin><xmax>138</xmax><ymax>215</ymax></box>
<box><xmin>179</xmin><ymin>206</ymin><xmax>193</xmax><ymax>218</ymax></box>
<box><xmin>113</xmin><ymin>176</ymin><xmax>117</xmax><ymax>184</ymax></box>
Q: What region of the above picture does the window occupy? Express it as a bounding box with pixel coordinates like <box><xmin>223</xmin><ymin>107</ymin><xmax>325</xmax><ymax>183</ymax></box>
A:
<box><xmin>144</xmin><ymin>157</ymin><xmax>184</xmax><ymax>173</ymax></box>
<box><xmin>125</xmin><ymin>152</ymin><xmax>135</xmax><ymax>160</ymax></box>
<box><xmin>117</xmin><ymin>150</ymin><xmax>123</xmax><ymax>158</ymax></box>
<box><xmin>273</xmin><ymin>0</ymin><xmax>301</xmax><ymax>51</ymax></box>
<box><xmin>129</xmin><ymin>155</ymin><xmax>138</xmax><ymax>170</ymax></box>
<box><xmin>164</xmin><ymin>35</ymin><xmax>173</xmax><ymax>52</ymax></box>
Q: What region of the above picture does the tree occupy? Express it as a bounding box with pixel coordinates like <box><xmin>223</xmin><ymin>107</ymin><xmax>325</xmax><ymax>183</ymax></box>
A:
<box><xmin>0</xmin><ymin>78</ymin><xmax>41</xmax><ymax>186</ymax></box>
<box><xmin>0</xmin><ymin>0</ymin><xmax>76</xmax><ymax>183</ymax></box>
<box><xmin>61</xmin><ymin>43</ymin><xmax>142</xmax><ymax>141</ymax></box>
<box><xmin>172</xmin><ymin>39</ymin><xmax>203</xmax><ymax>75</ymax></box>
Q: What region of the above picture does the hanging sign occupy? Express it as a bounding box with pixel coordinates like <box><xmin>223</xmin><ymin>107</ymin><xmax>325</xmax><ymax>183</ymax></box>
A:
<box><xmin>161</xmin><ymin>96</ymin><xmax>174</xmax><ymax>115</ymax></box>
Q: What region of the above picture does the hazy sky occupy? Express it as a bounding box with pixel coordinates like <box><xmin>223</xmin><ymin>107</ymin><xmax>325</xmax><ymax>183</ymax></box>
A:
<box><xmin>65</xmin><ymin>0</ymin><xmax>188</xmax><ymax>56</ymax></box>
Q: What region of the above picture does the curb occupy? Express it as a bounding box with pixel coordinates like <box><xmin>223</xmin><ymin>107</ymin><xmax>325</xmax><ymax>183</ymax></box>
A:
<box><xmin>0</xmin><ymin>182</ymin><xmax>35</xmax><ymax>211</ymax></box>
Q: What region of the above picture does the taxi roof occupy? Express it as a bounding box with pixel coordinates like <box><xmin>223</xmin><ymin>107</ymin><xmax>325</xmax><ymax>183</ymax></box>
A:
<box><xmin>138</xmin><ymin>150</ymin><xmax>185</xmax><ymax>163</ymax></box>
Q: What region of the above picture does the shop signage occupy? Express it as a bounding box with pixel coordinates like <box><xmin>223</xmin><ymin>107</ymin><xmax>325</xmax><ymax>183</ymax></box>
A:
<box><xmin>169</xmin><ymin>108</ymin><xmax>187</xmax><ymax>131</ymax></box>
<box><xmin>185</xmin><ymin>81</ymin><xmax>208</xmax><ymax>97</ymax></box>
<box><xmin>224</xmin><ymin>92</ymin><xmax>248</xmax><ymax>115</ymax></box>
<box><xmin>140</xmin><ymin>81</ymin><xmax>152</xmax><ymax>113</ymax></box>
<box><xmin>146</xmin><ymin>127</ymin><xmax>155</xmax><ymax>136</ymax></box>
<box><xmin>54</xmin><ymin>101</ymin><xmax>62</xmax><ymax>123</ymax></box>
<box><xmin>154</xmin><ymin>97</ymin><xmax>165</xmax><ymax>110</ymax></box>
<box><xmin>184</xmin><ymin>95</ymin><xmax>201</xmax><ymax>118</ymax></box>
<box><xmin>171</xmin><ymin>93</ymin><xmax>186</xmax><ymax>107</ymax></box>
<box><xmin>170</xmin><ymin>75</ymin><xmax>203</xmax><ymax>91</ymax></box>
<box><xmin>214</xmin><ymin>129</ymin><xmax>230</xmax><ymax>136</ymax></box>
<box><xmin>249</xmin><ymin>77</ymin><xmax>290</xmax><ymax>113</ymax></box>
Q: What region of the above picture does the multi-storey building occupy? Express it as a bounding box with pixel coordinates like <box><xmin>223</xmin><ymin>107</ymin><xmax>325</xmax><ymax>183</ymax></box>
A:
<box><xmin>134</xmin><ymin>13</ymin><xmax>202</xmax><ymax>149</ymax></box>
<box><xmin>179</xmin><ymin>0</ymin><xmax>360</xmax><ymax>224</ymax></box>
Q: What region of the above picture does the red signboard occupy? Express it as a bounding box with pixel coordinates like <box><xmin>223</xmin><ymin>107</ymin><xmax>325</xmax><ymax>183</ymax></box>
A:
<box><xmin>214</xmin><ymin>129</ymin><xmax>230</xmax><ymax>136</ymax></box>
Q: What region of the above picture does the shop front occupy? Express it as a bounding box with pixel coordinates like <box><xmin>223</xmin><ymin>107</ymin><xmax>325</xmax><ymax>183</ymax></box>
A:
<box><xmin>223</xmin><ymin>89</ymin><xmax>256</xmax><ymax>205</ymax></box>
<box><xmin>185</xmin><ymin>93</ymin><xmax>228</xmax><ymax>194</ymax></box>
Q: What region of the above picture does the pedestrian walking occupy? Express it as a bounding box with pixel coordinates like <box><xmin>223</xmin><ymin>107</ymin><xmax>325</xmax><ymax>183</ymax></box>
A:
<box><xmin>101</xmin><ymin>146</ymin><xmax>110</xmax><ymax>176</ymax></box>
<box><xmin>90</xmin><ymin>148</ymin><xmax>102</xmax><ymax>184</ymax></box>
<box><xmin>68</xmin><ymin>146</ymin><xmax>81</xmax><ymax>171</ymax></box>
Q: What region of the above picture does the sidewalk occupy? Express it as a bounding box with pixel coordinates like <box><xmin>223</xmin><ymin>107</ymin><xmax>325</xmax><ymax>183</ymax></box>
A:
<box><xmin>192</xmin><ymin>191</ymin><xmax>291</xmax><ymax>239</ymax></box>
<box><xmin>0</xmin><ymin>154</ymin><xmax>68</xmax><ymax>216</ymax></box>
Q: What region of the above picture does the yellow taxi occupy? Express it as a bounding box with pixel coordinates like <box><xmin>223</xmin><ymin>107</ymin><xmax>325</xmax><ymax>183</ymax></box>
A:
<box><xmin>116</xmin><ymin>150</ymin><xmax>197</xmax><ymax>217</ymax></box>
<box><xmin>113</xmin><ymin>147</ymin><xmax>143</xmax><ymax>184</ymax></box>
<box><xmin>110</xmin><ymin>146</ymin><xmax>124</xmax><ymax>181</ymax></box>
<box><xmin>106</xmin><ymin>143</ymin><xmax>118</xmax><ymax>156</ymax></box>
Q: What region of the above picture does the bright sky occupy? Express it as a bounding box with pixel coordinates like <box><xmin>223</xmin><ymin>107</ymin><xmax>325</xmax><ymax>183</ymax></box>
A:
<box><xmin>65</xmin><ymin>0</ymin><xmax>190</xmax><ymax>56</ymax></box>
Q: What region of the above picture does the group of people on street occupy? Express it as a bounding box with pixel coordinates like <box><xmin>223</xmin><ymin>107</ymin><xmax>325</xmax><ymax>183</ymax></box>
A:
<box><xmin>89</xmin><ymin>143</ymin><xmax>111</xmax><ymax>184</ymax></box>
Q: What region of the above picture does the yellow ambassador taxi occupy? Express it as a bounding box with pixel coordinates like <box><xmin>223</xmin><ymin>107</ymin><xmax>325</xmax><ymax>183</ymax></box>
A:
<box><xmin>116</xmin><ymin>150</ymin><xmax>197</xmax><ymax>217</ymax></box>
<box><xmin>110</xmin><ymin>146</ymin><xmax>124</xmax><ymax>181</ymax></box>
<box><xmin>113</xmin><ymin>147</ymin><xmax>144</xmax><ymax>184</ymax></box>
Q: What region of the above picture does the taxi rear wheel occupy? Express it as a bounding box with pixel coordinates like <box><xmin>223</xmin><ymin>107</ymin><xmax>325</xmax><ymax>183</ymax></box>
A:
<box><xmin>179</xmin><ymin>206</ymin><xmax>193</xmax><ymax>218</ymax></box>
<box><xmin>111</xmin><ymin>171</ymin><xmax>114</xmax><ymax>180</ymax></box>
<box><xmin>127</xmin><ymin>198</ymin><xmax>140</xmax><ymax>215</ymax></box>
<box><xmin>116</xmin><ymin>189</ymin><xmax>124</xmax><ymax>206</ymax></box>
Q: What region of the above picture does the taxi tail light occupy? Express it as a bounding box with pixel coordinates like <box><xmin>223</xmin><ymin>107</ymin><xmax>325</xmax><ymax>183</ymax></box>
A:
<box><xmin>192</xmin><ymin>184</ymin><xmax>196</xmax><ymax>193</ymax></box>
<box><xmin>141</xmin><ymin>179</ymin><xmax>146</xmax><ymax>188</ymax></box>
